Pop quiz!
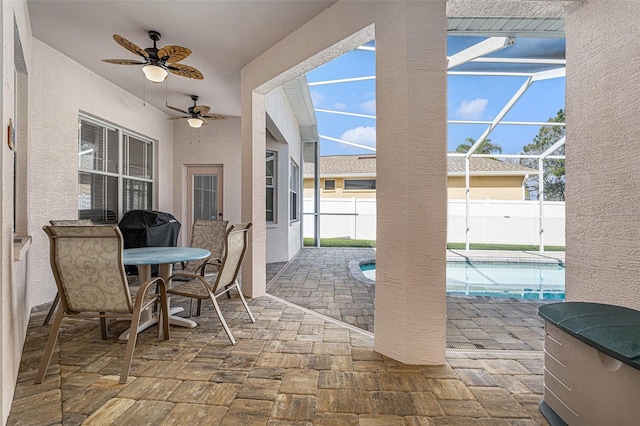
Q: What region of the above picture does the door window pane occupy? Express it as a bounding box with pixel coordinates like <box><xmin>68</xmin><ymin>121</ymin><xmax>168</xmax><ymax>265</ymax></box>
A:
<box><xmin>194</xmin><ymin>174</ymin><xmax>218</xmax><ymax>220</ymax></box>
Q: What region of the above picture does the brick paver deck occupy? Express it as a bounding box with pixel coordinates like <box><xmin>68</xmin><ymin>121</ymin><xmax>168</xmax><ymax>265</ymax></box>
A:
<box><xmin>9</xmin><ymin>248</ymin><xmax>556</xmax><ymax>425</ymax></box>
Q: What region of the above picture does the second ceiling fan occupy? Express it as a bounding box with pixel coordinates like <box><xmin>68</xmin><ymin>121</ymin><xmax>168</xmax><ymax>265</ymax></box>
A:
<box><xmin>167</xmin><ymin>95</ymin><xmax>226</xmax><ymax>128</ymax></box>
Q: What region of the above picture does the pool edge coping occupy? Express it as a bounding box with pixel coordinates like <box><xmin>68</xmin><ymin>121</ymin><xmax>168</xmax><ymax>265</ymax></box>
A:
<box><xmin>349</xmin><ymin>254</ymin><xmax>566</xmax><ymax>285</ymax></box>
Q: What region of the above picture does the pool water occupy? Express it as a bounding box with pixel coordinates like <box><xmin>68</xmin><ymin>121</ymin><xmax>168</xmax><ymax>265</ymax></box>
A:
<box><xmin>360</xmin><ymin>261</ymin><xmax>565</xmax><ymax>300</ymax></box>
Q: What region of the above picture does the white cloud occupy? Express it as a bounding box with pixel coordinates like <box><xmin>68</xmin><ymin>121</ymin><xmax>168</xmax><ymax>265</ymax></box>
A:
<box><xmin>360</xmin><ymin>99</ymin><xmax>376</xmax><ymax>114</ymax></box>
<box><xmin>310</xmin><ymin>91</ymin><xmax>325</xmax><ymax>107</ymax></box>
<box><xmin>340</xmin><ymin>126</ymin><xmax>376</xmax><ymax>147</ymax></box>
<box><xmin>455</xmin><ymin>98</ymin><xmax>488</xmax><ymax>120</ymax></box>
<box><xmin>333</xmin><ymin>102</ymin><xmax>347</xmax><ymax>110</ymax></box>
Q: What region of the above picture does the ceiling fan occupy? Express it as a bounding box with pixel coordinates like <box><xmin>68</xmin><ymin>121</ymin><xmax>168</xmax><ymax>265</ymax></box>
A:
<box><xmin>167</xmin><ymin>95</ymin><xmax>226</xmax><ymax>128</ymax></box>
<box><xmin>102</xmin><ymin>30</ymin><xmax>203</xmax><ymax>83</ymax></box>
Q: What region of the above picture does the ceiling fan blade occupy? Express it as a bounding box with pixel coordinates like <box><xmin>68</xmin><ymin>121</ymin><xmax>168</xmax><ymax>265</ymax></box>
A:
<box><xmin>167</xmin><ymin>63</ymin><xmax>204</xmax><ymax>80</ymax></box>
<box><xmin>102</xmin><ymin>59</ymin><xmax>146</xmax><ymax>65</ymax></box>
<box><xmin>157</xmin><ymin>45</ymin><xmax>192</xmax><ymax>63</ymax></box>
<box><xmin>203</xmin><ymin>113</ymin><xmax>227</xmax><ymax>121</ymax></box>
<box><xmin>193</xmin><ymin>105</ymin><xmax>211</xmax><ymax>115</ymax></box>
<box><xmin>167</xmin><ymin>116</ymin><xmax>189</xmax><ymax>120</ymax></box>
<box><xmin>113</xmin><ymin>34</ymin><xmax>149</xmax><ymax>59</ymax></box>
<box><xmin>166</xmin><ymin>104</ymin><xmax>190</xmax><ymax>114</ymax></box>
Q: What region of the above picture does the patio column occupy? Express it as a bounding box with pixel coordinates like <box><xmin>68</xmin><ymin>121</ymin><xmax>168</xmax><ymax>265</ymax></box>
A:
<box><xmin>240</xmin><ymin>91</ymin><xmax>267</xmax><ymax>299</ymax></box>
<box><xmin>565</xmin><ymin>1</ymin><xmax>640</xmax><ymax>311</ymax></box>
<box><xmin>374</xmin><ymin>1</ymin><xmax>447</xmax><ymax>364</ymax></box>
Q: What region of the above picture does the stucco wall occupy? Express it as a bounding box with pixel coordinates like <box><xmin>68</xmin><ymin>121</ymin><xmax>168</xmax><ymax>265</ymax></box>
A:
<box><xmin>447</xmin><ymin>176</ymin><xmax>525</xmax><ymax>200</ymax></box>
<box><xmin>241</xmin><ymin>1</ymin><xmax>447</xmax><ymax>364</ymax></box>
<box><xmin>303</xmin><ymin>177</ymin><xmax>377</xmax><ymax>199</ymax></box>
<box><xmin>28</xmin><ymin>39</ymin><xmax>174</xmax><ymax>308</ymax></box>
<box><xmin>265</xmin><ymin>87</ymin><xmax>303</xmax><ymax>262</ymax></box>
<box><xmin>171</xmin><ymin>117</ymin><xmax>242</xmax><ymax>247</ymax></box>
<box><xmin>305</xmin><ymin>175</ymin><xmax>526</xmax><ymax>200</ymax></box>
<box><xmin>266</xmin><ymin>133</ymin><xmax>291</xmax><ymax>263</ymax></box>
<box><xmin>2</xmin><ymin>2</ymin><xmax>32</xmax><ymax>421</ymax></box>
<box><xmin>565</xmin><ymin>1</ymin><xmax>640</xmax><ymax>310</ymax></box>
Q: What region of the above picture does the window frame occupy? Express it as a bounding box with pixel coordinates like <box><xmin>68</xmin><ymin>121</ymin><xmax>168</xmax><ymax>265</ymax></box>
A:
<box><xmin>266</xmin><ymin>150</ymin><xmax>276</xmax><ymax>223</ymax></box>
<box><xmin>78</xmin><ymin>114</ymin><xmax>154</xmax><ymax>223</ymax></box>
<box><xmin>324</xmin><ymin>179</ymin><xmax>336</xmax><ymax>191</ymax></box>
<box><xmin>344</xmin><ymin>179</ymin><xmax>376</xmax><ymax>191</ymax></box>
<box><xmin>290</xmin><ymin>160</ymin><xmax>300</xmax><ymax>222</ymax></box>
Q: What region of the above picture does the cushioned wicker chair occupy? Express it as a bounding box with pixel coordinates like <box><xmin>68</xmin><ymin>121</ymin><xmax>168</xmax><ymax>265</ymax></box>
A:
<box><xmin>42</xmin><ymin>219</ymin><xmax>95</xmax><ymax>326</ymax></box>
<box><xmin>35</xmin><ymin>225</ymin><xmax>170</xmax><ymax>384</ymax></box>
<box><xmin>167</xmin><ymin>222</ymin><xmax>255</xmax><ymax>345</ymax></box>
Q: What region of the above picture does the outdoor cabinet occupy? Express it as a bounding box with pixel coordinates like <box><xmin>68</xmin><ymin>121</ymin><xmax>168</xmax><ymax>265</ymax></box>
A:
<box><xmin>538</xmin><ymin>302</ymin><xmax>640</xmax><ymax>426</ymax></box>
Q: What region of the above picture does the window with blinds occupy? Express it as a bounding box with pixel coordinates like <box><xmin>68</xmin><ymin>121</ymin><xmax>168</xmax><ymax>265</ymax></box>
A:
<box><xmin>266</xmin><ymin>151</ymin><xmax>276</xmax><ymax>223</ymax></box>
<box><xmin>290</xmin><ymin>160</ymin><xmax>299</xmax><ymax>222</ymax></box>
<box><xmin>78</xmin><ymin>115</ymin><xmax>153</xmax><ymax>223</ymax></box>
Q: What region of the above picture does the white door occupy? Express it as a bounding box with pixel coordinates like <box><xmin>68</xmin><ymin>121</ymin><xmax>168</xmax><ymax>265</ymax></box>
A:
<box><xmin>186</xmin><ymin>165</ymin><xmax>223</xmax><ymax>243</ymax></box>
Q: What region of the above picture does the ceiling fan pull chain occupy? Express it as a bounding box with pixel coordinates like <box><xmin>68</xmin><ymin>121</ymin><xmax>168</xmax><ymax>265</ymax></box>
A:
<box><xmin>142</xmin><ymin>74</ymin><xmax>146</xmax><ymax>107</ymax></box>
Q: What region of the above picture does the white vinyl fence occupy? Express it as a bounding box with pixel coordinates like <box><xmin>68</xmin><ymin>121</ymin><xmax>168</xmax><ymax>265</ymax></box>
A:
<box><xmin>303</xmin><ymin>197</ymin><xmax>566</xmax><ymax>246</ymax></box>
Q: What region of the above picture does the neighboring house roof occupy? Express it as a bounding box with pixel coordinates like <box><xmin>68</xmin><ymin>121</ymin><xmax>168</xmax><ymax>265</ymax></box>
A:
<box><xmin>304</xmin><ymin>155</ymin><xmax>537</xmax><ymax>178</ymax></box>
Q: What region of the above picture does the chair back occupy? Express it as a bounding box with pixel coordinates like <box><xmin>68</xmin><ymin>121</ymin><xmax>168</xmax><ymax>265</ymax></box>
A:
<box><xmin>43</xmin><ymin>225</ymin><xmax>133</xmax><ymax>314</ymax></box>
<box><xmin>49</xmin><ymin>219</ymin><xmax>94</xmax><ymax>226</ymax></box>
<box><xmin>184</xmin><ymin>220</ymin><xmax>228</xmax><ymax>274</ymax></box>
<box><xmin>211</xmin><ymin>222</ymin><xmax>252</xmax><ymax>291</ymax></box>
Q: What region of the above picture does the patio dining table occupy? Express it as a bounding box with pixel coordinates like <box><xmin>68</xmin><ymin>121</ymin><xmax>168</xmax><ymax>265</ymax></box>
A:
<box><xmin>119</xmin><ymin>246</ymin><xmax>211</xmax><ymax>340</ymax></box>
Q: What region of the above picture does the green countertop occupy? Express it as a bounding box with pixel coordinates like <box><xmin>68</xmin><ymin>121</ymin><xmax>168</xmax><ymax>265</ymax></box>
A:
<box><xmin>538</xmin><ymin>302</ymin><xmax>640</xmax><ymax>371</ymax></box>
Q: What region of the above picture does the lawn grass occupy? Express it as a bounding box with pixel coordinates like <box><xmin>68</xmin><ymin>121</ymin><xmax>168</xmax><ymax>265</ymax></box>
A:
<box><xmin>303</xmin><ymin>238</ymin><xmax>376</xmax><ymax>248</ymax></box>
<box><xmin>304</xmin><ymin>238</ymin><xmax>564</xmax><ymax>251</ymax></box>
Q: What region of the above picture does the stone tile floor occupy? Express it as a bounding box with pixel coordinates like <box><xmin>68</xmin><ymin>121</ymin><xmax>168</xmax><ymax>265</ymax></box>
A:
<box><xmin>268</xmin><ymin>248</ymin><xmax>552</xmax><ymax>351</ymax></box>
<box><xmin>9</xmin><ymin>249</ymin><xmax>556</xmax><ymax>425</ymax></box>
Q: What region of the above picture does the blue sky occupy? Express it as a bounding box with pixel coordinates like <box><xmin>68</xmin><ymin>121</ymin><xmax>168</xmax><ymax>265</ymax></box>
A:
<box><xmin>306</xmin><ymin>36</ymin><xmax>565</xmax><ymax>156</ymax></box>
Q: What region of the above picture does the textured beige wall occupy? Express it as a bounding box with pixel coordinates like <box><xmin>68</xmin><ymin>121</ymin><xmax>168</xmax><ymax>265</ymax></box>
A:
<box><xmin>265</xmin><ymin>88</ymin><xmax>302</xmax><ymax>262</ymax></box>
<box><xmin>242</xmin><ymin>1</ymin><xmax>447</xmax><ymax>364</ymax></box>
<box><xmin>2</xmin><ymin>2</ymin><xmax>32</xmax><ymax>420</ymax></box>
<box><xmin>374</xmin><ymin>2</ymin><xmax>447</xmax><ymax>364</ymax></box>
<box><xmin>29</xmin><ymin>39</ymin><xmax>174</xmax><ymax>309</ymax></box>
<box><xmin>305</xmin><ymin>175</ymin><xmax>525</xmax><ymax>200</ymax></box>
<box><xmin>565</xmin><ymin>1</ymin><xmax>640</xmax><ymax>310</ymax></box>
<box><xmin>303</xmin><ymin>177</ymin><xmax>377</xmax><ymax>199</ymax></box>
<box><xmin>447</xmin><ymin>176</ymin><xmax>525</xmax><ymax>200</ymax></box>
<box><xmin>172</xmin><ymin>117</ymin><xmax>242</xmax><ymax>247</ymax></box>
<box><xmin>266</xmin><ymin>132</ymin><xmax>291</xmax><ymax>263</ymax></box>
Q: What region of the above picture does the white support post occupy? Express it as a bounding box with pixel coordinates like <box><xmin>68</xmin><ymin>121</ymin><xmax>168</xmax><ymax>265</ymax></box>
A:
<box><xmin>537</xmin><ymin>136</ymin><xmax>566</xmax><ymax>252</ymax></box>
<box><xmin>466</xmin><ymin>77</ymin><xmax>533</xmax><ymax>156</ymax></box>
<box><xmin>465</xmin><ymin>157</ymin><xmax>471</xmax><ymax>251</ymax></box>
<box><xmin>447</xmin><ymin>36</ymin><xmax>514</xmax><ymax>69</ymax></box>
<box><xmin>314</xmin><ymin>141</ymin><xmax>320</xmax><ymax>247</ymax></box>
<box><xmin>538</xmin><ymin>158</ymin><xmax>545</xmax><ymax>252</ymax></box>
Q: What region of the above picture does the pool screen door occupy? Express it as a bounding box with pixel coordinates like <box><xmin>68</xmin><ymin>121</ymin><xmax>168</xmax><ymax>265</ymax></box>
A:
<box><xmin>186</xmin><ymin>165</ymin><xmax>223</xmax><ymax>243</ymax></box>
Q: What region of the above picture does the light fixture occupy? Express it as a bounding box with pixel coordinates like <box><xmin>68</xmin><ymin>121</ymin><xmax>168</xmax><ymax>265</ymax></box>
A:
<box><xmin>142</xmin><ymin>63</ymin><xmax>168</xmax><ymax>83</ymax></box>
<box><xmin>187</xmin><ymin>117</ymin><xmax>204</xmax><ymax>128</ymax></box>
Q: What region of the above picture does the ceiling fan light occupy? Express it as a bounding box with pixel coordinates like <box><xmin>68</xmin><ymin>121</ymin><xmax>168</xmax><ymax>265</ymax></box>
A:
<box><xmin>142</xmin><ymin>64</ymin><xmax>168</xmax><ymax>83</ymax></box>
<box><xmin>187</xmin><ymin>117</ymin><xmax>204</xmax><ymax>128</ymax></box>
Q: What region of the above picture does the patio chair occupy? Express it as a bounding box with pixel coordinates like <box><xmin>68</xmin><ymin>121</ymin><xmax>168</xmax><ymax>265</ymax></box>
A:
<box><xmin>35</xmin><ymin>225</ymin><xmax>170</xmax><ymax>384</ymax></box>
<box><xmin>42</xmin><ymin>219</ymin><xmax>95</xmax><ymax>326</ymax></box>
<box><xmin>179</xmin><ymin>219</ymin><xmax>229</xmax><ymax>316</ymax></box>
<box><xmin>166</xmin><ymin>222</ymin><xmax>255</xmax><ymax>345</ymax></box>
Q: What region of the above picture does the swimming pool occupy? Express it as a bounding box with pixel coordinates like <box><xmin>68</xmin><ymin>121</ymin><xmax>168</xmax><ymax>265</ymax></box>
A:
<box><xmin>360</xmin><ymin>261</ymin><xmax>565</xmax><ymax>300</ymax></box>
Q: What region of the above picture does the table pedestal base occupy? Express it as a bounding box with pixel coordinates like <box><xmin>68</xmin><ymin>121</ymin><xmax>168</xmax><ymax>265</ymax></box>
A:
<box><xmin>118</xmin><ymin>306</ymin><xmax>197</xmax><ymax>341</ymax></box>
